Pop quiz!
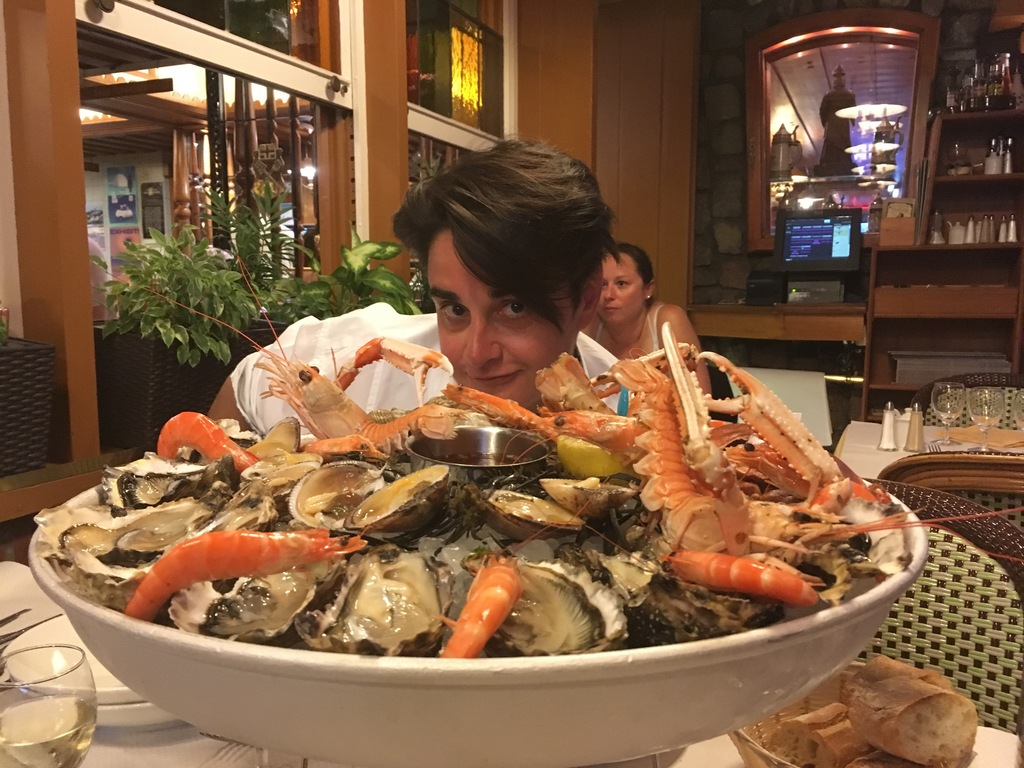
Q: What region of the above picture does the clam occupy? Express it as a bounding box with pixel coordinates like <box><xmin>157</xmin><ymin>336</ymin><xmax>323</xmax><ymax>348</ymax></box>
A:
<box><xmin>246</xmin><ymin>417</ymin><xmax>303</xmax><ymax>459</ymax></box>
<box><xmin>296</xmin><ymin>544</ymin><xmax>453</xmax><ymax>656</ymax></box>
<box><xmin>483</xmin><ymin>489</ymin><xmax>584</xmax><ymax>540</ymax></box>
<box><xmin>288</xmin><ymin>461</ymin><xmax>385</xmax><ymax>530</ymax></box>
<box><xmin>486</xmin><ymin>560</ymin><xmax>627</xmax><ymax>656</ymax></box>
<box><xmin>346</xmin><ymin>464</ymin><xmax>449</xmax><ymax>534</ymax></box>
<box><xmin>538</xmin><ymin>477</ymin><xmax>638</xmax><ymax>520</ymax></box>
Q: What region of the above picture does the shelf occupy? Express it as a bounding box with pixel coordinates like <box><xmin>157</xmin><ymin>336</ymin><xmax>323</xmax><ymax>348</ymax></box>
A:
<box><xmin>876</xmin><ymin>242</ymin><xmax>1022</xmax><ymax>252</ymax></box>
<box><xmin>932</xmin><ymin>172</ymin><xmax>1024</xmax><ymax>186</ymax></box>
<box><xmin>867</xmin><ymin>382</ymin><xmax>921</xmax><ymax>392</ymax></box>
<box><xmin>688</xmin><ymin>303</ymin><xmax>866</xmax><ymax>342</ymax></box>
<box><xmin>872</xmin><ymin>285</ymin><xmax>1019</xmax><ymax>317</ymax></box>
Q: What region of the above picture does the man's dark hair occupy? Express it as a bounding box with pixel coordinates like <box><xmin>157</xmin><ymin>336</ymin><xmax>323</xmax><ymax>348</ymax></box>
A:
<box><xmin>393</xmin><ymin>139</ymin><xmax>615</xmax><ymax>328</ymax></box>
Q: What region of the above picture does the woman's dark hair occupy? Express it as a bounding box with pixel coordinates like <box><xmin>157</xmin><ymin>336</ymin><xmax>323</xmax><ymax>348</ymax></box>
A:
<box><xmin>612</xmin><ymin>242</ymin><xmax>654</xmax><ymax>285</ymax></box>
<box><xmin>393</xmin><ymin>139</ymin><xmax>615</xmax><ymax>328</ymax></box>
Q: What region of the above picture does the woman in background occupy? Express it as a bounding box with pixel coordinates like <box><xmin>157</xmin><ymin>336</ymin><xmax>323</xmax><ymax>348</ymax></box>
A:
<box><xmin>588</xmin><ymin>242</ymin><xmax>710</xmax><ymax>393</ymax></box>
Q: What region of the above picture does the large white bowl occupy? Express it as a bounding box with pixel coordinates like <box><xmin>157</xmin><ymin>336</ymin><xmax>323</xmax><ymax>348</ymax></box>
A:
<box><xmin>30</xmin><ymin>522</ymin><xmax>926</xmax><ymax>768</ymax></box>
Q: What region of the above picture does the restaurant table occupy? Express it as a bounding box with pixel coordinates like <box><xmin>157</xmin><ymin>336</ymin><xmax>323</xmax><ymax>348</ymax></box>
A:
<box><xmin>833</xmin><ymin>420</ymin><xmax>943</xmax><ymax>479</ymax></box>
<box><xmin>0</xmin><ymin>560</ymin><xmax>744</xmax><ymax>768</ymax></box>
<box><xmin>834</xmin><ymin>420</ymin><xmax>1024</xmax><ymax>480</ymax></box>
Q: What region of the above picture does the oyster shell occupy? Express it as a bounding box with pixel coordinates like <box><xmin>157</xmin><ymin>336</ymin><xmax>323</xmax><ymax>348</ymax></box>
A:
<box><xmin>538</xmin><ymin>477</ymin><xmax>638</xmax><ymax>520</ymax></box>
<box><xmin>486</xmin><ymin>560</ymin><xmax>627</xmax><ymax>656</ymax></box>
<box><xmin>347</xmin><ymin>465</ymin><xmax>449</xmax><ymax>534</ymax></box>
<box><xmin>100</xmin><ymin>454</ymin><xmax>210</xmax><ymax>515</ymax></box>
<box><xmin>288</xmin><ymin>461</ymin><xmax>385</xmax><ymax>530</ymax></box>
<box><xmin>483</xmin><ymin>490</ymin><xmax>584</xmax><ymax>540</ymax></box>
<box><xmin>296</xmin><ymin>545</ymin><xmax>453</xmax><ymax>656</ymax></box>
<box><xmin>169</xmin><ymin>565</ymin><xmax>331</xmax><ymax>642</ymax></box>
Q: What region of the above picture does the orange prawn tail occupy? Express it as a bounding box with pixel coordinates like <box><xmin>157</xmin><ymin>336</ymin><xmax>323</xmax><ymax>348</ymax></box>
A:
<box><xmin>157</xmin><ymin>411</ymin><xmax>259</xmax><ymax>472</ymax></box>
<box><xmin>124</xmin><ymin>529</ymin><xmax>367</xmax><ymax>621</ymax></box>
<box><xmin>663</xmin><ymin>549</ymin><xmax>819</xmax><ymax>607</ymax></box>
<box><xmin>440</xmin><ymin>556</ymin><xmax>522</xmax><ymax>659</ymax></box>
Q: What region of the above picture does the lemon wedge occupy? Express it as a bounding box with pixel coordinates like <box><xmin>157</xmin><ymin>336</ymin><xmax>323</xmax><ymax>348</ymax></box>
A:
<box><xmin>556</xmin><ymin>435</ymin><xmax>631</xmax><ymax>479</ymax></box>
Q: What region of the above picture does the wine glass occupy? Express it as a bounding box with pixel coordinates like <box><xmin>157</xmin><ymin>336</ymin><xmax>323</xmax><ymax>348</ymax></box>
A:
<box><xmin>1012</xmin><ymin>390</ymin><xmax>1024</xmax><ymax>432</ymax></box>
<box><xmin>967</xmin><ymin>386</ymin><xmax>1005</xmax><ymax>452</ymax></box>
<box><xmin>930</xmin><ymin>381</ymin><xmax>966</xmax><ymax>446</ymax></box>
<box><xmin>0</xmin><ymin>644</ymin><xmax>97</xmax><ymax>768</ymax></box>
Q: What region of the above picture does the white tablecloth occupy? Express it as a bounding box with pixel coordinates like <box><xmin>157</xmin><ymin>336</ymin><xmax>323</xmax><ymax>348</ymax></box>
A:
<box><xmin>833</xmin><ymin>421</ymin><xmax>943</xmax><ymax>479</ymax></box>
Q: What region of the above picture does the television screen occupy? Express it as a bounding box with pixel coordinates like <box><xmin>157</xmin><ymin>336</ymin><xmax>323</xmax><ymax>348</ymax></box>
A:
<box><xmin>774</xmin><ymin>208</ymin><xmax>862</xmax><ymax>273</ymax></box>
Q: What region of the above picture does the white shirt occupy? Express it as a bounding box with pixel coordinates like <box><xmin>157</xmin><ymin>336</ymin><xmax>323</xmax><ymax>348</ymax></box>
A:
<box><xmin>231</xmin><ymin>303</ymin><xmax>618</xmax><ymax>435</ymax></box>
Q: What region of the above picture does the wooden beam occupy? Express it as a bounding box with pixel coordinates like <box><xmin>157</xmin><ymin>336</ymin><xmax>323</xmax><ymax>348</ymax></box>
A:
<box><xmin>79</xmin><ymin>77</ymin><xmax>174</xmax><ymax>101</ymax></box>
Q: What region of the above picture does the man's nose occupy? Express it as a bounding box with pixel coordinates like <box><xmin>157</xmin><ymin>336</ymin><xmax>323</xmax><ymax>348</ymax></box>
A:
<box><xmin>463</xmin><ymin>319</ymin><xmax>499</xmax><ymax>363</ymax></box>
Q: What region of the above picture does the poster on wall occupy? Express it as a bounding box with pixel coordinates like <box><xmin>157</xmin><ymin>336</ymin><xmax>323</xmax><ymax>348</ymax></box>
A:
<box><xmin>141</xmin><ymin>182</ymin><xmax>166</xmax><ymax>235</ymax></box>
<box><xmin>85</xmin><ymin>203</ymin><xmax>107</xmax><ymax>260</ymax></box>
<box><xmin>107</xmin><ymin>166</ymin><xmax>138</xmax><ymax>226</ymax></box>
<box><xmin>109</xmin><ymin>226</ymin><xmax>142</xmax><ymax>277</ymax></box>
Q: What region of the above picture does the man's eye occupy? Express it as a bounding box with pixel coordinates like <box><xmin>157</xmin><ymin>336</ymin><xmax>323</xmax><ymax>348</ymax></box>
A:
<box><xmin>507</xmin><ymin>301</ymin><xmax>527</xmax><ymax>315</ymax></box>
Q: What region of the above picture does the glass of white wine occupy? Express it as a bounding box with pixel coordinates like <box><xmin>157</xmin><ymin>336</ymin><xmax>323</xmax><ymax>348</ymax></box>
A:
<box><xmin>0</xmin><ymin>644</ymin><xmax>97</xmax><ymax>768</ymax></box>
<box><xmin>967</xmin><ymin>386</ymin><xmax>1005</xmax><ymax>452</ymax></box>
<box><xmin>930</xmin><ymin>381</ymin><xmax>966</xmax><ymax>446</ymax></box>
<box><xmin>1012</xmin><ymin>389</ymin><xmax>1024</xmax><ymax>432</ymax></box>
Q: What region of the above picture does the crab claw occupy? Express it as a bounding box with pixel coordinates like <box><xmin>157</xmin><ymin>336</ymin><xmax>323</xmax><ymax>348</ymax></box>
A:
<box><xmin>698</xmin><ymin>351</ymin><xmax>842</xmax><ymax>496</ymax></box>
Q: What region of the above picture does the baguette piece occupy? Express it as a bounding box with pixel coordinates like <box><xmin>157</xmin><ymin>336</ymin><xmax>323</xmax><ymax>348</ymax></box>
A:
<box><xmin>846</xmin><ymin>749</ymin><xmax>974</xmax><ymax>768</ymax></box>
<box><xmin>846</xmin><ymin>676</ymin><xmax>977</xmax><ymax>766</ymax></box>
<box><xmin>843</xmin><ymin>656</ymin><xmax>953</xmax><ymax>701</ymax></box>
<box><xmin>767</xmin><ymin>703</ymin><xmax>873</xmax><ymax>768</ymax></box>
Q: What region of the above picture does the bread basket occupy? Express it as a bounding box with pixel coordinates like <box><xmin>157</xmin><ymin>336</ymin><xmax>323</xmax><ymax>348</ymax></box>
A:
<box><xmin>728</xmin><ymin>663</ymin><xmax>862</xmax><ymax>768</ymax></box>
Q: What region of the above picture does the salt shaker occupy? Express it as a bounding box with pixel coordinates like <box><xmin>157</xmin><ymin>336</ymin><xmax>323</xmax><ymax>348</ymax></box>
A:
<box><xmin>903</xmin><ymin>402</ymin><xmax>925</xmax><ymax>452</ymax></box>
<box><xmin>878</xmin><ymin>402</ymin><xmax>898</xmax><ymax>451</ymax></box>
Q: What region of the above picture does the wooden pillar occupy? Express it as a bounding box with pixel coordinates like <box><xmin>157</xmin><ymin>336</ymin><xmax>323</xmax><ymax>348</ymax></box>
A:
<box><xmin>5</xmin><ymin>0</ymin><xmax>99</xmax><ymax>461</ymax></box>
<box><xmin>361</xmin><ymin>0</ymin><xmax>410</xmax><ymax>278</ymax></box>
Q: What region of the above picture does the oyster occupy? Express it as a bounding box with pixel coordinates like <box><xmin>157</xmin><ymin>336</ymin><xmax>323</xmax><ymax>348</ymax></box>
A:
<box><xmin>246</xmin><ymin>417</ymin><xmax>303</xmax><ymax>458</ymax></box>
<box><xmin>288</xmin><ymin>461</ymin><xmax>385</xmax><ymax>530</ymax></box>
<box><xmin>539</xmin><ymin>477</ymin><xmax>638</xmax><ymax>520</ymax></box>
<box><xmin>169</xmin><ymin>565</ymin><xmax>331</xmax><ymax>642</ymax></box>
<box><xmin>485</xmin><ymin>560</ymin><xmax>627</xmax><ymax>656</ymax></box>
<box><xmin>100</xmin><ymin>453</ymin><xmax>213</xmax><ymax>515</ymax></box>
<box><xmin>35</xmin><ymin>498</ymin><xmax>217</xmax><ymax>610</ymax></box>
<box><xmin>347</xmin><ymin>465</ymin><xmax>449</xmax><ymax>534</ymax></box>
<box><xmin>482</xmin><ymin>489</ymin><xmax>584</xmax><ymax>540</ymax></box>
<box><xmin>296</xmin><ymin>545</ymin><xmax>453</xmax><ymax>656</ymax></box>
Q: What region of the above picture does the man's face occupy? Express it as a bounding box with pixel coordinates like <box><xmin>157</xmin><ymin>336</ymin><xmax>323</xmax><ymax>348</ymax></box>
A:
<box><xmin>427</xmin><ymin>230</ymin><xmax>596</xmax><ymax>410</ymax></box>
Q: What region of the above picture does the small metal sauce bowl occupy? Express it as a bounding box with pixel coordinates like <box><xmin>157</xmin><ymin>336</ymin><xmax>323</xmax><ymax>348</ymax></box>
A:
<box><xmin>407</xmin><ymin>426</ymin><xmax>551</xmax><ymax>485</ymax></box>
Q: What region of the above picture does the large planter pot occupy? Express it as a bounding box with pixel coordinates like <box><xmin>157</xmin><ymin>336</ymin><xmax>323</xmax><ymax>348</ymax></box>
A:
<box><xmin>0</xmin><ymin>338</ymin><xmax>55</xmax><ymax>477</ymax></box>
<box><xmin>94</xmin><ymin>322</ymin><xmax>285</xmax><ymax>451</ymax></box>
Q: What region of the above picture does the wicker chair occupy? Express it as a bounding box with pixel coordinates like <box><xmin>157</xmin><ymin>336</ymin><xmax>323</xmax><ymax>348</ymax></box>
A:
<box><xmin>910</xmin><ymin>372</ymin><xmax>1024</xmax><ymax>429</ymax></box>
<box><xmin>858</xmin><ymin>480</ymin><xmax>1024</xmax><ymax>732</ymax></box>
<box><xmin>876</xmin><ymin>451</ymin><xmax>1024</xmax><ymax>529</ymax></box>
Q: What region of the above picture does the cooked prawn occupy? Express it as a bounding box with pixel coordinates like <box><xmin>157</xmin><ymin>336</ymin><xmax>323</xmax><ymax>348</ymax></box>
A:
<box><xmin>123</xmin><ymin>529</ymin><xmax>367</xmax><ymax>621</ymax></box>
<box><xmin>334</xmin><ymin>337</ymin><xmax>453</xmax><ymax>404</ymax></box>
<box><xmin>440</xmin><ymin>556</ymin><xmax>522</xmax><ymax>659</ymax></box>
<box><xmin>663</xmin><ymin>549</ymin><xmax>820</xmax><ymax>607</ymax></box>
<box><xmin>157</xmin><ymin>411</ymin><xmax>259</xmax><ymax>472</ymax></box>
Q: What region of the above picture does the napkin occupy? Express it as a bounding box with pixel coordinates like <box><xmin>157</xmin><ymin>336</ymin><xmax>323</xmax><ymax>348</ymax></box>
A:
<box><xmin>946</xmin><ymin>426</ymin><xmax>1024</xmax><ymax>449</ymax></box>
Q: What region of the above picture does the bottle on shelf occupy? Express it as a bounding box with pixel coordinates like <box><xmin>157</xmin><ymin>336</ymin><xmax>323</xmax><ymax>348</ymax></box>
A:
<box><xmin>984</xmin><ymin>136</ymin><xmax>1003</xmax><ymax>174</ymax></box>
<box><xmin>966</xmin><ymin>215</ymin><xmax>977</xmax><ymax>244</ymax></box>
<box><xmin>999</xmin><ymin>215</ymin><xmax>1009</xmax><ymax>243</ymax></box>
<box><xmin>1009</xmin><ymin>215</ymin><xmax>1018</xmax><ymax>243</ymax></box>
<box><xmin>868</xmin><ymin>192</ymin><xmax>883</xmax><ymax>233</ymax></box>
<box><xmin>1003</xmin><ymin>136</ymin><xmax>1014</xmax><ymax>173</ymax></box>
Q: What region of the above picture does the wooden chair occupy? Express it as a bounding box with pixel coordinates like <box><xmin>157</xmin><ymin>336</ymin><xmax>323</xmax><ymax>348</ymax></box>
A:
<box><xmin>910</xmin><ymin>372</ymin><xmax>1024</xmax><ymax>429</ymax></box>
<box><xmin>875</xmin><ymin>451</ymin><xmax>1024</xmax><ymax>529</ymax></box>
<box><xmin>860</xmin><ymin>479</ymin><xmax>1024</xmax><ymax>731</ymax></box>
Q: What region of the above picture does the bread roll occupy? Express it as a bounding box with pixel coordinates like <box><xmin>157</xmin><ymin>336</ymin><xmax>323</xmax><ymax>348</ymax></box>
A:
<box><xmin>846</xmin><ymin>676</ymin><xmax>977</xmax><ymax>766</ymax></box>
<box><xmin>844</xmin><ymin>751</ymin><xmax>930</xmax><ymax>767</ymax></box>
<box><xmin>843</xmin><ymin>656</ymin><xmax>953</xmax><ymax>700</ymax></box>
<box><xmin>767</xmin><ymin>703</ymin><xmax>872</xmax><ymax>768</ymax></box>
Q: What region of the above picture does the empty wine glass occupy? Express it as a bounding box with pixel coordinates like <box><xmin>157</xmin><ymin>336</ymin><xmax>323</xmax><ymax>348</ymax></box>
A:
<box><xmin>930</xmin><ymin>381</ymin><xmax>966</xmax><ymax>446</ymax></box>
<box><xmin>0</xmin><ymin>644</ymin><xmax>97</xmax><ymax>768</ymax></box>
<box><xmin>1012</xmin><ymin>390</ymin><xmax>1024</xmax><ymax>431</ymax></box>
<box><xmin>967</xmin><ymin>386</ymin><xmax>1005</xmax><ymax>452</ymax></box>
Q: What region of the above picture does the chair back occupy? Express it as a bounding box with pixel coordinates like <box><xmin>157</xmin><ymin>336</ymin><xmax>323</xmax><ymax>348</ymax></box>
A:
<box><xmin>859</xmin><ymin>480</ymin><xmax>1024</xmax><ymax>732</ymax></box>
<box><xmin>910</xmin><ymin>373</ymin><xmax>1024</xmax><ymax>429</ymax></box>
<box><xmin>875</xmin><ymin>452</ymin><xmax>1024</xmax><ymax>529</ymax></box>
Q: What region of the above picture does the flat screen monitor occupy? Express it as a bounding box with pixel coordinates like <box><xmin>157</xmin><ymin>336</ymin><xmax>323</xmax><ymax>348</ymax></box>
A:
<box><xmin>773</xmin><ymin>208</ymin><xmax>862</xmax><ymax>273</ymax></box>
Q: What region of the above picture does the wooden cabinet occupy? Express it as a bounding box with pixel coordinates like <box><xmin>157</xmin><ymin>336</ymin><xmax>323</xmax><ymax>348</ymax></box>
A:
<box><xmin>860</xmin><ymin>111</ymin><xmax>1024</xmax><ymax>420</ymax></box>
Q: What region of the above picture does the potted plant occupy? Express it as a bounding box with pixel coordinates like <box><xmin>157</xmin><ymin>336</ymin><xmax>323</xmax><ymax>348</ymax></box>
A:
<box><xmin>95</xmin><ymin>225</ymin><xmax>262</xmax><ymax>451</ymax></box>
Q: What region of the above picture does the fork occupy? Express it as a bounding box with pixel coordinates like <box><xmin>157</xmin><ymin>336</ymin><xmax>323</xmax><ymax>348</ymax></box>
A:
<box><xmin>924</xmin><ymin>440</ymin><xmax>945</xmax><ymax>454</ymax></box>
<box><xmin>0</xmin><ymin>608</ymin><xmax>31</xmax><ymax>630</ymax></box>
<box><xmin>0</xmin><ymin>614</ymin><xmax>60</xmax><ymax>650</ymax></box>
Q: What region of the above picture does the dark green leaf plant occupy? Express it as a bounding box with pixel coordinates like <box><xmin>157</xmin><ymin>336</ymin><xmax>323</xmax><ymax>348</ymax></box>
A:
<box><xmin>101</xmin><ymin>226</ymin><xmax>260</xmax><ymax>367</ymax></box>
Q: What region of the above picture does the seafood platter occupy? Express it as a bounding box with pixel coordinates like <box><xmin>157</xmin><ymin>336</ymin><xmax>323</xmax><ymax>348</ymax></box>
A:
<box><xmin>30</xmin><ymin>331</ymin><xmax>928</xmax><ymax>768</ymax></box>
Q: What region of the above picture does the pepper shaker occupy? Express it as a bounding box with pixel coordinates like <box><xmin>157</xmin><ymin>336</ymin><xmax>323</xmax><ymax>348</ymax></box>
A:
<box><xmin>903</xmin><ymin>402</ymin><xmax>925</xmax><ymax>452</ymax></box>
<box><xmin>878</xmin><ymin>402</ymin><xmax>898</xmax><ymax>451</ymax></box>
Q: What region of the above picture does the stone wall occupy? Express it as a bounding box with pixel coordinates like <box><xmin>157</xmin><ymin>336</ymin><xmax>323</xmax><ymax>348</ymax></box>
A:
<box><xmin>694</xmin><ymin>0</ymin><xmax>998</xmax><ymax>305</ymax></box>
